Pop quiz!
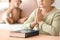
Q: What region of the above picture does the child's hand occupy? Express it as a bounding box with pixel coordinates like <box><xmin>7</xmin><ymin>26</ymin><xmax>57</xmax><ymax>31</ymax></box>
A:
<box><xmin>36</xmin><ymin>8</ymin><xmax>43</xmax><ymax>23</ymax></box>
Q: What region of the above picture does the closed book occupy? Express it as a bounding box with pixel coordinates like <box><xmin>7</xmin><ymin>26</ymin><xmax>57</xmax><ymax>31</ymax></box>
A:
<box><xmin>10</xmin><ymin>29</ymin><xmax>39</xmax><ymax>38</ymax></box>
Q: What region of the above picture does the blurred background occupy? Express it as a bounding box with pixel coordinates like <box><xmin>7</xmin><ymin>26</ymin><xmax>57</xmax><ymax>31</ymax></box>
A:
<box><xmin>0</xmin><ymin>0</ymin><xmax>60</xmax><ymax>17</ymax></box>
<box><xmin>0</xmin><ymin>0</ymin><xmax>60</xmax><ymax>9</ymax></box>
<box><xmin>0</xmin><ymin>0</ymin><xmax>37</xmax><ymax>17</ymax></box>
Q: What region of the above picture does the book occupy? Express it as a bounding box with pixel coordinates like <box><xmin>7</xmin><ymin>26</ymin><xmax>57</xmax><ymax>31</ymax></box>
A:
<box><xmin>10</xmin><ymin>29</ymin><xmax>39</xmax><ymax>38</ymax></box>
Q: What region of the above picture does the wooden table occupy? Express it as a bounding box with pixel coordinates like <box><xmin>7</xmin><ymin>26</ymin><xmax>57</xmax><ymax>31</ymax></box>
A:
<box><xmin>0</xmin><ymin>29</ymin><xmax>60</xmax><ymax>40</ymax></box>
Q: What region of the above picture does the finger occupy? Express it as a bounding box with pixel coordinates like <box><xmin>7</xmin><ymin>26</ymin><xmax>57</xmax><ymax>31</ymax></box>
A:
<box><xmin>38</xmin><ymin>8</ymin><xmax>42</xmax><ymax>12</ymax></box>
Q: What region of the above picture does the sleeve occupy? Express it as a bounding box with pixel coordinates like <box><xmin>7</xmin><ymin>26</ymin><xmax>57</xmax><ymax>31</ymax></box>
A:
<box><xmin>39</xmin><ymin>12</ymin><xmax>60</xmax><ymax>36</ymax></box>
<box><xmin>22</xmin><ymin>9</ymin><xmax>37</xmax><ymax>29</ymax></box>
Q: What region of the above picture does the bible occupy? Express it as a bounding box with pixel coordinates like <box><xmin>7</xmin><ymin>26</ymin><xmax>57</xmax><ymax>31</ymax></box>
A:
<box><xmin>10</xmin><ymin>29</ymin><xmax>39</xmax><ymax>38</ymax></box>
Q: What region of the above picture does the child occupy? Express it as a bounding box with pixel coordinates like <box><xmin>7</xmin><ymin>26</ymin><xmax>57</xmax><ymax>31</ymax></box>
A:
<box><xmin>22</xmin><ymin>0</ymin><xmax>60</xmax><ymax>36</ymax></box>
<box><xmin>2</xmin><ymin>0</ymin><xmax>27</xmax><ymax>24</ymax></box>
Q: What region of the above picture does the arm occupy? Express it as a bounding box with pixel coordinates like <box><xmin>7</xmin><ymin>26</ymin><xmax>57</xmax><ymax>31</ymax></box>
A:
<box><xmin>24</xmin><ymin>8</ymin><xmax>42</xmax><ymax>29</ymax></box>
<box><xmin>30</xmin><ymin>8</ymin><xmax>42</xmax><ymax>29</ymax></box>
<box><xmin>22</xmin><ymin>9</ymin><xmax>38</xmax><ymax>29</ymax></box>
<box><xmin>39</xmin><ymin>12</ymin><xmax>60</xmax><ymax>36</ymax></box>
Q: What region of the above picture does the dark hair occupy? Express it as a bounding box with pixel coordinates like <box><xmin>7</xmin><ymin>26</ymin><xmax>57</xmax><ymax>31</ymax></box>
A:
<box><xmin>9</xmin><ymin>0</ymin><xmax>22</xmax><ymax>3</ymax></box>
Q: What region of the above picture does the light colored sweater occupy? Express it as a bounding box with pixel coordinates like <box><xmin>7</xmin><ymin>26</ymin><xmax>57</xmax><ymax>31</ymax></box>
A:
<box><xmin>22</xmin><ymin>7</ymin><xmax>60</xmax><ymax>36</ymax></box>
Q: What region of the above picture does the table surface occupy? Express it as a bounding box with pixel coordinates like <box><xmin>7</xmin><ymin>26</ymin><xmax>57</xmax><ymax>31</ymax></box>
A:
<box><xmin>0</xmin><ymin>29</ymin><xmax>60</xmax><ymax>40</ymax></box>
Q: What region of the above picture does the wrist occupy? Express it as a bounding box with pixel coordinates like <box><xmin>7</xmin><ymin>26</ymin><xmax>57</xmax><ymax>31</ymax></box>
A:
<box><xmin>34</xmin><ymin>20</ymin><xmax>38</xmax><ymax>24</ymax></box>
<box><xmin>37</xmin><ymin>20</ymin><xmax>42</xmax><ymax>24</ymax></box>
<box><xmin>30</xmin><ymin>21</ymin><xmax>37</xmax><ymax>29</ymax></box>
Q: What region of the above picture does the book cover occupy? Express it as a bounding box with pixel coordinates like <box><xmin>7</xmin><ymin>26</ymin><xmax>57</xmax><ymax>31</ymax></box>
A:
<box><xmin>10</xmin><ymin>29</ymin><xmax>39</xmax><ymax>38</ymax></box>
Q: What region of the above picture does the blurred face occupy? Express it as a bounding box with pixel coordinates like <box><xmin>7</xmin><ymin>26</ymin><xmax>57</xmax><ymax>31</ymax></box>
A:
<box><xmin>37</xmin><ymin>0</ymin><xmax>54</xmax><ymax>8</ymax></box>
<box><xmin>10</xmin><ymin>0</ymin><xmax>21</xmax><ymax>8</ymax></box>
